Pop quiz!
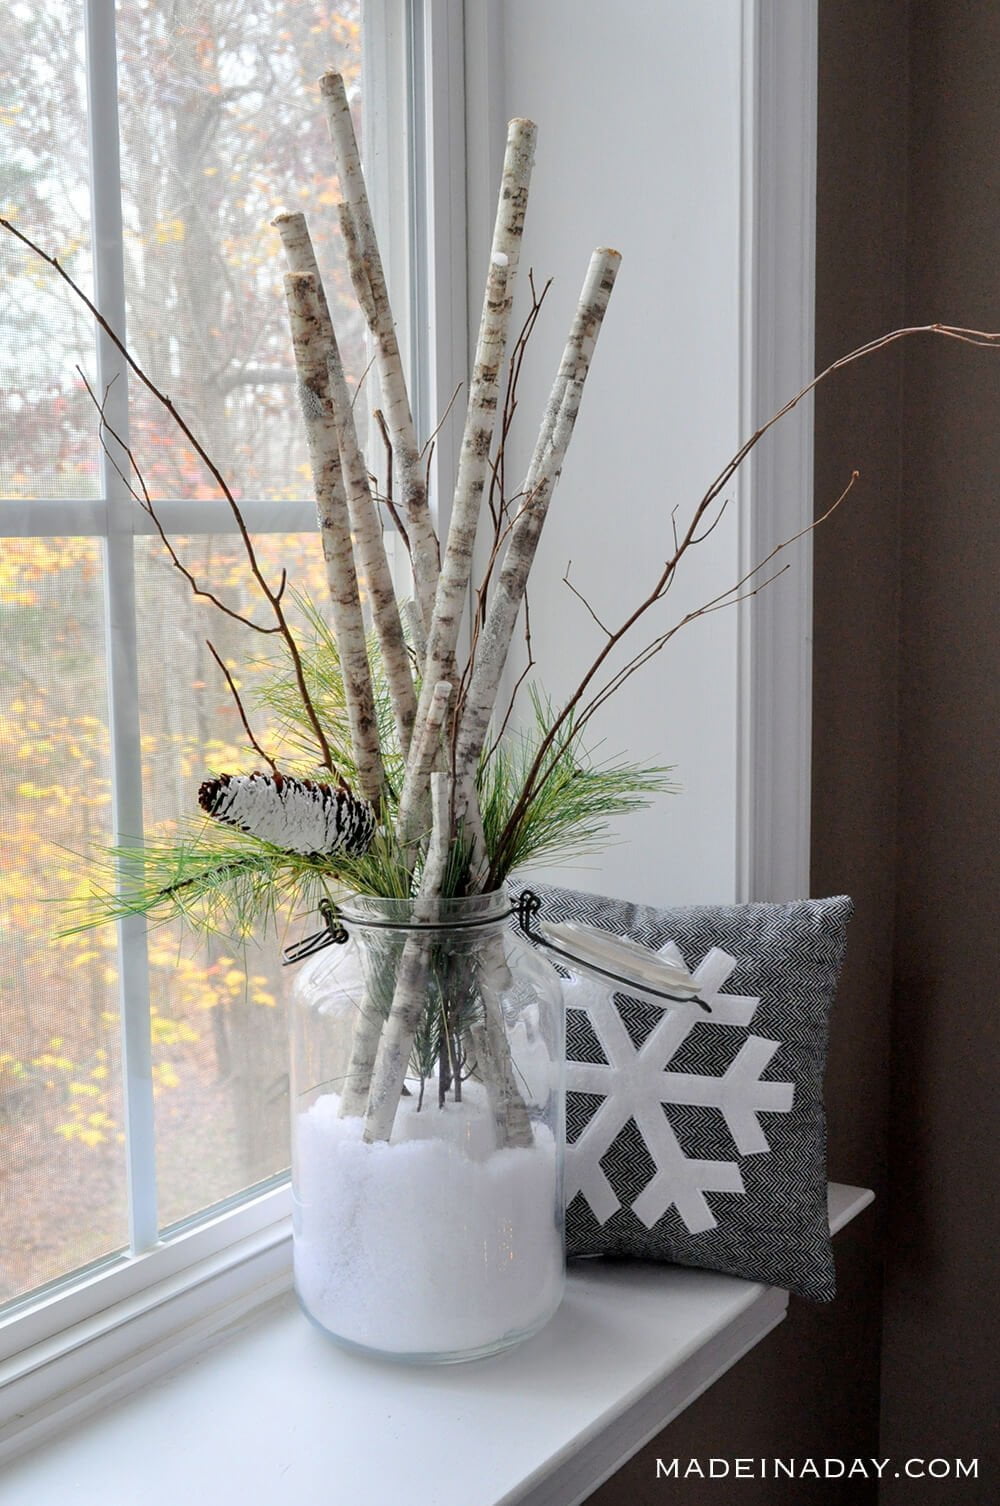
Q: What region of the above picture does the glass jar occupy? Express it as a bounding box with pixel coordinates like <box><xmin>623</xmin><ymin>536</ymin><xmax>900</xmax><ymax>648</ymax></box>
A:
<box><xmin>289</xmin><ymin>890</ymin><xmax>565</xmax><ymax>1363</ymax></box>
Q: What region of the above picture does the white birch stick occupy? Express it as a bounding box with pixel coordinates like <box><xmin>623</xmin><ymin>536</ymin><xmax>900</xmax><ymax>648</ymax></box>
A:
<box><xmin>423</xmin><ymin>773</ymin><xmax>453</xmax><ymax>892</ymax></box>
<box><xmin>480</xmin><ymin>971</ymin><xmax>534</xmax><ymax>1148</ymax></box>
<box><xmin>320</xmin><ymin>70</ymin><xmax>440</xmax><ymax>634</ymax></box>
<box><xmin>402</xmin><ymin>119</ymin><xmax>536</xmax><ymax>845</ymax></box>
<box><xmin>362</xmin><ymin>772</ymin><xmax>453</xmax><ymax>1143</ymax></box>
<box><xmin>363</xmin><ymin>776</ymin><xmax>528</xmax><ymax>1146</ymax></box>
<box><xmin>274</xmin><ymin>211</ymin><xmax>417</xmax><ymax>755</ymax></box>
<box><xmin>396</xmin><ymin>679</ymin><xmax>451</xmax><ymax>858</ymax></box>
<box><xmin>282</xmin><ymin>270</ymin><xmax>385</xmax><ymax>806</ymax></box>
<box><xmin>468</xmin><ymin>1020</ymin><xmax>506</xmax><ymax>1145</ymax></box>
<box><xmin>419</xmin><ymin>249</ymin><xmax>509</xmax><ymax>692</ymax></box>
<box><xmin>463</xmin><ymin>927</ymin><xmax>534</xmax><ymax>1149</ymax></box>
<box><xmin>336</xmin><ymin>203</ymin><xmax>377</xmax><ymax>325</ymax></box>
<box><xmin>454</xmin><ymin>249</ymin><xmax>622</xmax><ymax>826</ymax></box>
<box><xmin>401</xmin><ymin>597</ymin><xmax>427</xmax><ymax>665</ymax></box>
<box><xmin>336</xmin><ymin>985</ymin><xmax>388</xmax><ymax>1119</ymax></box>
<box><xmin>490</xmin><ymin>118</ymin><xmax>535</xmax><ymax>314</ymax></box>
<box><xmin>326</xmin><ymin>338</ymin><xmax>417</xmax><ymax>753</ymax></box>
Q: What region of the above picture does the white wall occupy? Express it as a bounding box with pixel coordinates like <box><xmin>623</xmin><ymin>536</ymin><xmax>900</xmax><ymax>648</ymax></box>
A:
<box><xmin>468</xmin><ymin>0</ymin><xmax>746</xmax><ymax>907</ymax></box>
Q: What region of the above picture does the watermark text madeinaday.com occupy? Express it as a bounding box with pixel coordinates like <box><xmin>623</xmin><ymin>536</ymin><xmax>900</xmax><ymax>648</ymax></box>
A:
<box><xmin>655</xmin><ymin>1458</ymin><xmax>980</xmax><ymax>1482</ymax></box>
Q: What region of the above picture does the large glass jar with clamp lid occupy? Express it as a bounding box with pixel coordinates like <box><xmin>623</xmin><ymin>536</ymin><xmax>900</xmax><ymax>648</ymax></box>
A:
<box><xmin>289</xmin><ymin>889</ymin><xmax>565</xmax><ymax>1364</ymax></box>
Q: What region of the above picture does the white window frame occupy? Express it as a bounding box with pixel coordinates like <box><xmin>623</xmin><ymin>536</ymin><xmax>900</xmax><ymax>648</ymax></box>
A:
<box><xmin>736</xmin><ymin>0</ymin><xmax>818</xmax><ymax>903</ymax></box>
<box><xmin>1</xmin><ymin>0</ymin><xmax>819</xmax><ymax>1460</ymax></box>
<box><xmin>0</xmin><ymin>0</ymin><xmax>421</xmax><ymax>1452</ymax></box>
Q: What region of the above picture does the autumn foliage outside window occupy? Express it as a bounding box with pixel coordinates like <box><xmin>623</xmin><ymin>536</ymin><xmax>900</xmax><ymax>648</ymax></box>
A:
<box><xmin>0</xmin><ymin>0</ymin><xmax>365</xmax><ymax>1306</ymax></box>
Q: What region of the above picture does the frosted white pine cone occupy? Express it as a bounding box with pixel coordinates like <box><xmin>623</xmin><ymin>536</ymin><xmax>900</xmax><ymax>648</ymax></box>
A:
<box><xmin>198</xmin><ymin>772</ymin><xmax>376</xmax><ymax>857</ymax></box>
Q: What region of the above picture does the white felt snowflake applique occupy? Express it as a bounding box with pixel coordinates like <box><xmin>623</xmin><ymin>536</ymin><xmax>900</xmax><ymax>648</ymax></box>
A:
<box><xmin>564</xmin><ymin>942</ymin><xmax>795</xmax><ymax>1235</ymax></box>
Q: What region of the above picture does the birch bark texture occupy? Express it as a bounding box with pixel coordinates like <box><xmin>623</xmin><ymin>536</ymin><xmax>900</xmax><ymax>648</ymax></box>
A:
<box><xmin>282</xmin><ymin>270</ymin><xmax>386</xmax><ymax>806</ymax></box>
<box><xmin>274</xmin><ymin>101</ymin><xmax>622</xmax><ymax>1145</ymax></box>
<box><xmin>480</xmin><ymin>974</ymin><xmax>534</xmax><ymax>1148</ymax></box>
<box><xmin>319</xmin><ymin>70</ymin><xmax>441</xmax><ymax>635</ymax></box>
<box><xmin>396</xmin><ymin>678</ymin><xmax>452</xmax><ymax>859</ymax></box>
<box><xmin>336</xmin><ymin>988</ymin><xmax>387</xmax><ymax>1120</ymax></box>
<box><xmin>362</xmin><ymin>772</ymin><xmax>454</xmax><ymax>1143</ymax></box>
<box><xmin>404</xmin><ymin>118</ymin><xmax>536</xmax><ymax>835</ymax></box>
<box><xmin>274</xmin><ymin>210</ymin><xmax>417</xmax><ymax>755</ymax></box>
<box><xmin>454</xmin><ymin>247</ymin><xmax>622</xmax><ymax>825</ymax></box>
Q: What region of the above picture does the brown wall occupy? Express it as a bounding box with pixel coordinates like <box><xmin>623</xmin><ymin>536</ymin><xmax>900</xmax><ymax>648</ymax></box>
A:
<box><xmin>881</xmin><ymin>4</ymin><xmax>1000</xmax><ymax>1499</ymax></box>
<box><xmin>588</xmin><ymin>1</ymin><xmax>998</xmax><ymax>1501</ymax></box>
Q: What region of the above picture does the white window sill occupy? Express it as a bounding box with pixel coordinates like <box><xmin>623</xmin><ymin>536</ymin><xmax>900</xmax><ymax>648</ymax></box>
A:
<box><xmin>1</xmin><ymin>1184</ymin><xmax>872</xmax><ymax>1506</ymax></box>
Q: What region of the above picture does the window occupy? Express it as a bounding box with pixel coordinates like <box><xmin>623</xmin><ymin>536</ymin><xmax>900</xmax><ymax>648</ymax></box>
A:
<box><xmin>0</xmin><ymin>0</ymin><xmax>396</xmax><ymax>1323</ymax></box>
<box><xmin>0</xmin><ymin>0</ymin><xmax>818</xmax><ymax>1449</ymax></box>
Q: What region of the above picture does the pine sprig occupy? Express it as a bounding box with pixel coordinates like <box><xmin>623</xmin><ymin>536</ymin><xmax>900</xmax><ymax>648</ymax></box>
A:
<box><xmin>479</xmin><ymin>690</ymin><xmax>674</xmax><ymax>885</ymax></box>
<box><xmin>250</xmin><ymin>589</ymin><xmax>407</xmax><ymax>792</ymax></box>
<box><xmin>59</xmin><ymin>821</ymin><xmax>340</xmax><ymax>940</ymax></box>
<box><xmin>60</xmin><ymin>574</ymin><xmax>671</xmax><ymax>940</ymax></box>
<box><xmin>59</xmin><ymin>695</ymin><xmax>669</xmax><ymax>941</ymax></box>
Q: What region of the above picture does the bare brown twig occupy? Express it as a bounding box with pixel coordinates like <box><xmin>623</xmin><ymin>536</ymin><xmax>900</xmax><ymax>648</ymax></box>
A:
<box><xmin>455</xmin><ymin>275</ymin><xmax>552</xmax><ymax>748</ymax></box>
<box><xmin>485</xmin><ymin>273</ymin><xmax>551</xmax><ymax>538</ymax></box>
<box><xmin>562</xmin><ymin>560</ymin><xmax>614</xmax><ymax>638</ymax></box>
<box><xmin>487</xmin><ymin>465</ymin><xmax>860</xmax><ymax>888</ymax></box>
<box><xmin>419</xmin><ymin>381</ymin><xmax>464</xmax><ymax>459</ymax></box>
<box><xmin>372</xmin><ymin>407</ymin><xmax>410</xmax><ymax>552</ymax></box>
<box><xmin>205</xmin><ymin>641</ymin><xmax>280</xmax><ymax>776</ymax></box>
<box><xmin>574</xmin><ymin>474</ymin><xmax>858</xmax><ymax>735</ymax></box>
<box><xmin>485</xmin><ymin>590</ymin><xmax>535</xmax><ymax>762</ymax></box>
<box><xmin>484</xmin><ymin>313</ymin><xmax>936</xmax><ymax>890</ymax></box>
<box><xmin>0</xmin><ymin>215</ymin><xmax>341</xmax><ymax>779</ymax></box>
<box><xmin>79</xmin><ymin>370</ymin><xmax>281</xmax><ymax>638</ymax></box>
<box><xmin>350</xmin><ymin>350</ymin><xmax>378</xmax><ymax>411</ymax></box>
<box><xmin>689</xmin><ymin>492</ymin><xmax>734</xmax><ymax>547</ymax></box>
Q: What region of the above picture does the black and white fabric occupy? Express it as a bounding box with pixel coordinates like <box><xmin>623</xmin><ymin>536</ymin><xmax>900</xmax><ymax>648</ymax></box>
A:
<box><xmin>517</xmin><ymin>882</ymin><xmax>853</xmax><ymax>1302</ymax></box>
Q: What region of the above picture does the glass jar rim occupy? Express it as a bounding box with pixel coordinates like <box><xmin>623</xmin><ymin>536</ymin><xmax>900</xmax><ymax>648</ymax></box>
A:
<box><xmin>337</xmin><ymin>889</ymin><xmax>511</xmax><ymax>930</ymax></box>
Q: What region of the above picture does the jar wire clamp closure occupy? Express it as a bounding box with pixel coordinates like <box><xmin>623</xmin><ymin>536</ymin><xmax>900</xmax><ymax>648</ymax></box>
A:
<box><xmin>513</xmin><ymin>890</ymin><xmax>713</xmax><ymax>1014</ymax></box>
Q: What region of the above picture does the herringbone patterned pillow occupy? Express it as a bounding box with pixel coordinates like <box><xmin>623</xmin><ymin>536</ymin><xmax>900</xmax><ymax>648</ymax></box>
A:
<box><xmin>515</xmin><ymin>882</ymin><xmax>853</xmax><ymax>1301</ymax></box>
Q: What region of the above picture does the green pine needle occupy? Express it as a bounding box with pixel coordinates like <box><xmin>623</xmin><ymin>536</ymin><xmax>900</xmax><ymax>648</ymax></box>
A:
<box><xmin>249</xmin><ymin>588</ymin><xmax>407</xmax><ymax>790</ymax></box>
<box><xmin>59</xmin><ymin>820</ymin><xmax>339</xmax><ymax>940</ymax></box>
<box><xmin>62</xmin><ymin>594</ymin><xmax>674</xmax><ymax>938</ymax></box>
<box><xmin>479</xmin><ymin>689</ymin><xmax>674</xmax><ymax>885</ymax></box>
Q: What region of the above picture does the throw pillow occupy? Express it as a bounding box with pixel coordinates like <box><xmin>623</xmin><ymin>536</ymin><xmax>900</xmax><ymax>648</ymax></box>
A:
<box><xmin>515</xmin><ymin>882</ymin><xmax>853</xmax><ymax>1301</ymax></box>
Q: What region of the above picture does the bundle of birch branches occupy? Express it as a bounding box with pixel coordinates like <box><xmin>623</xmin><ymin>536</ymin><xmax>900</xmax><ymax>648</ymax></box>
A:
<box><xmin>267</xmin><ymin>77</ymin><xmax>622</xmax><ymax>1144</ymax></box>
<box><xmin>271</xmin><ymin>75</ymin><xmax>619</xmax><ymax>872</ymax></box>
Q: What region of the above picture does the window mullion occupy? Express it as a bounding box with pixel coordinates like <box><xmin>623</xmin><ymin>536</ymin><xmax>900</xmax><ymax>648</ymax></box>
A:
<box><xmin>0</xmin><ymin>499</ymin><xmax>320</xmax><ymax>538</ymax></box>
<box><xmin>84</xmin><ymin>0</ymin><xmax>158</xmax><ymax>1254</ymax></box>
<box><xmin>406</xmin><ymin>0</ymin><xmax>467</xmax><ymax>549</ymax></box>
